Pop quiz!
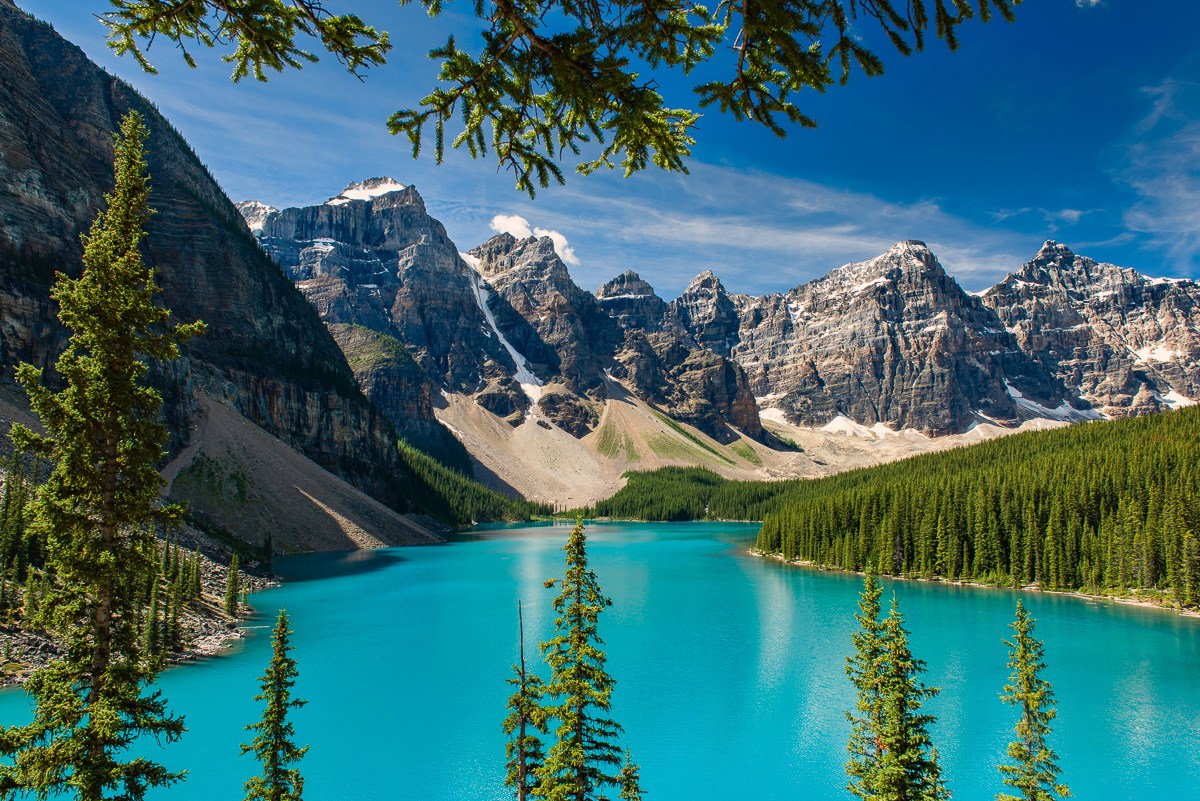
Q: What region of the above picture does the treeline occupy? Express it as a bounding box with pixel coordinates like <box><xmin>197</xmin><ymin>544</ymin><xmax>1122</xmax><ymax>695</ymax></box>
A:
<box><xmin>572</xmin><ymin>466</ymin><xmax>804</xmax><ymax>521</ymax></box>
<box><xmin>397</xmin><ymin>441</ymin><xmax>551</xmax><ymax>526</ymax></box>
<box><xmin>0</xmin><ymin>451</ymin><xmax>240</xmax><ymax>655</ymax></box>
<box><xmin>576</xmin><ymin>407</ymin><xmax>1200</xmax><ymax>603</ymax></box>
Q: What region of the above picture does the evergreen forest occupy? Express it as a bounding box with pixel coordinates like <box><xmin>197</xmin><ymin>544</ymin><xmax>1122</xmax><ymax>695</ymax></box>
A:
<box><xmin>571</xmin><ymin>406</ymin><xmax>1200</xmax><ymax>605</ymax></box>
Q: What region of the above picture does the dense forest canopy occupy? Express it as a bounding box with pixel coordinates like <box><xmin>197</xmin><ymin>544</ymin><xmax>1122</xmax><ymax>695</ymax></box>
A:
<box><xmin>572</xmin><ymin>407</ymin><xmax>1200</xmax><ymax>601</ymax></box>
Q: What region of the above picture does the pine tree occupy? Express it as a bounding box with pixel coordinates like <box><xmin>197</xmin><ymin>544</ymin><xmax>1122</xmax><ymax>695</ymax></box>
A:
<box><xmin>618</xmin><ymin>750</ymin><xmax>644</xmax><ymax>801</ymax></box>
<box><xmin>997</xmin><ymin>602</ymin><xmax>1070</xmax><ymax>801</ymax></box>
<box><xmin>503</xmin><ymin>600</ymin><xmax>548</xmax><ymax>801</ymax></box>
<box><xmin>0</xmin><ymin>110</ymin><xmax>201</xmax><ymax>801</ymax></box>
<box><xmin>144</xmin><ymin>576</ymin><xmax>160</xmax><ymax>658</ymax></box>
<box><xmin>226</xmin><ymin>554</ymin><xmax>241</xmax><ymax>616</ymax></box>
<box><xmin>873</xmin><ymin>597</ymin><xmax>950</xmax><ymax>801</ymax></box>
<box><xmin>846</xmin><ymin>566</ymin><xmax>887</xmax><ymax>798</ymax></box>
<box><xmin>242</xmin><ymin>609</ymin><xmax>308</xmax><ymax>801</ymax></box>
<box><xmin>537</xmin><ymin>521</ymin><xmax>628</xmax><ymax>801</ymax></box>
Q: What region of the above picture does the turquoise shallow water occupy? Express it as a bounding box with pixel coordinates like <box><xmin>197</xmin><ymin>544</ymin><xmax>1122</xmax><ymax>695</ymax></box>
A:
<box><xmin>2</xmin><ymin>520</ymin><xmax>1200</xmax><ymax>798</ymax></box>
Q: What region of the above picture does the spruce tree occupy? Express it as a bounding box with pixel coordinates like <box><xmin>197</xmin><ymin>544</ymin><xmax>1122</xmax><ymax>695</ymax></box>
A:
<box><xmin>503</xmin><ymin>600</ymin><xmax>548</xmax><ymax>801</ymax></box>
<box><xmin>997</xmin><ymin>602</ymin><xmax>1070</xmax><ymax>801</ymax></box>
<box><xmin>618</xmin><ymin>751</ymin><xmax>644</xmax><ymax>801</ymax></box>
<box><xmin>226</xmin><ymin>554</ymin><xmax>241</xmax><ymax>616</ymax></box>
<box><xmin>873</xmin><ymin>596</ymin><xmax>950</xmax><ymax>801</ymax></box>
<box><xmin>846</xmin><ymin>566</ymin><xmax>887</xmax><ymax>799</ymax></box>
<box><xmin>0</xmin><ymin>110</ymin><xmax>202</xmax><ymax>801</ymax></box>
<box><xmin>144</xmin><ymin>577</ymin><xmax>160</xmax><ymax>658</ymax></box>
<box><xmin>242</xmin><ymin>609</ymin><xmax>307</xmax><ymax>801</ymax></box>
<box><xmin>537</xmin><ymin>521</ymin><xmax>628</xmax><ymax>801</ymax></box>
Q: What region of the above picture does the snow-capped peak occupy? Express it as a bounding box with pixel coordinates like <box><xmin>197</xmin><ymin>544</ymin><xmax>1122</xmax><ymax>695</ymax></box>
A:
<box><xmin>235</xmin><ymin>200</ymin><xmax>277</xmax><ymax>232</ymax></box>
<box><xmin>326</xmin><ymin>177</ymin><xmax>409</xmax><ymax>206</ymax></box>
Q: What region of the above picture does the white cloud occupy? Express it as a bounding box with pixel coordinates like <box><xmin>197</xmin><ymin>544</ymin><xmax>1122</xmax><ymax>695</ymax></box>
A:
<box><xmin>511</xmin><ymin>162</ymin><xmax>1039</xmax><ymax>295</ymax></box>
<box><xmin>1053</xmin><ymin>209</ymin><xmax>1086</xmax><ymax>225</ymax></box>
<box><xmin>488</xmin><ymin>214</ymin><xmax>581</xmax><ymax>265</ymax></box>
<box><xmin>1075</xmin><ymin>0</ymin><xmax>1103</xmax><ymax>7</ymax></box>
<box><xmin>1115</xmin><ymin>77</ymin><xmax>1200</xmax><ymax>272</ymax></box>
<box><xmin>533</xmin><ymin>227</ymin><xmax>580</xmax><ymax>265</ymax></box>
<box><xmin>489</xmin><ymin>214</ymin><xmax>534</xmax><ymax>239</ymax></box>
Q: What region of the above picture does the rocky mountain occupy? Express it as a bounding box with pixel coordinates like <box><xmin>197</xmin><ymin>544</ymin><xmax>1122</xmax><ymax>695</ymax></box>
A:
<box><xmin>235</xmin><ymin>183</ymin><xmax>514</xmax><ymax>451</ymax></box>
<box><xmin>0</xmin><ymin>0</ymin><xmax>436</xmax><ymax>532</ymax></box>
<box><xmin>666</xmin><ymin>239</ymin><xmax>1196</xmax><ymax>434</ymax></box>
<box><xmin>244</xmin><ymin>186</ymin><xmax>765</xmax><ymax>444</ymax></box>
<box><xmin>666</xmin><ymin>242</ymin><xmax>1031</xmax><ymax>435</ymax></box>
<box><xmin>242</xmin><ymin>168</ymin><xmax>1199</xmax><ymax>448</ymax></box>
<box><xmin>980</xmin><ymin>241</ymin><xmax>1200</xmax><ymax>418</ymax></box>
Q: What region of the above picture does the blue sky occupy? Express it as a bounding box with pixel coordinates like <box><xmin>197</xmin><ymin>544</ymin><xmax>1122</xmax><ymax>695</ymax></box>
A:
<box><xmin>21</xmin><ymin>0</ymin><xmax>1200</xmax><ymax>297</ymax></box>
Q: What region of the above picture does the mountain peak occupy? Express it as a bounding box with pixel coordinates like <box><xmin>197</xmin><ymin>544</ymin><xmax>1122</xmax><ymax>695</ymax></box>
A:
<box><xmin>326</xmin><ymin>177</ymin><xmax>411</xmax><ymax>206</ymax></box>
<box><xmin>596</xmin><ymin>270</ymin><xmax>659</xmax><ymax>300</ymax></box>
<box><xmin>684</xmin><ymin>270</ymin><xmax>725</xmax><ymax>295</ymax></box>
<box><xmin>235</xmin><ymin>200</ymin><xmax>277</xmax><ymax>232</ymax></box>
<box><xmin>810</xmin><ymin>239</ymin><xmax>942</xmax><ymax>296</ymax></box>
<box><xmin>1036</xmin><ymin>240</ymin><xmax>1076</xmax><ymax>261</ymax></box>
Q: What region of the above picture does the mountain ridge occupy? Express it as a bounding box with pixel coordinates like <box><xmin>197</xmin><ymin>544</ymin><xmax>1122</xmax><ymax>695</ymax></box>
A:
<box><xmin>241</xmin><ymin>179</ymin><xmax>1198</xmax><ymax>447</ymax></box>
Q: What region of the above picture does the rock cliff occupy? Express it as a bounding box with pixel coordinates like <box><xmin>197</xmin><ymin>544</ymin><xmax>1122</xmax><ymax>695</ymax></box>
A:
<box><xmin>0</xmin><ymin>0</ymin><xmax>416</xmax><ymax>512</ymax></box>
<box><xmin>670</xmin><ymin>241</ymin><xmax>1028</xmax><ymax>435</ymax></box>
<box><xmin>979</xmin><ymin>241</ymin><xmax>1200</xmax><ymax>417</ymax></box>
<box><xmin>244</xmin><ymin>191</ymin><xmax>766</xmax><ymax>443</ymax></box>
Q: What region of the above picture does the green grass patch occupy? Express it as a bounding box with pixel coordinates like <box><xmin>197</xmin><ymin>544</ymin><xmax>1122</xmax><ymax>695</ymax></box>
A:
<box><xmin>730</xmin><ymin>441</ymin><xmax>763</xmax><ymax>466</ymax></box>
<box><xmin>597</xmin><ymin>424</ymin><xmax>641</xmax><ymax>462</ymax></box>
<box><xmin>647</xmin><ymin>434</ymin><xmax>724</xmax><ymax>467</ymax></box>
<box><xmin>651</xmin><ymin>411</ymin><xmax>734</xmax><ymax>466</ymax></box>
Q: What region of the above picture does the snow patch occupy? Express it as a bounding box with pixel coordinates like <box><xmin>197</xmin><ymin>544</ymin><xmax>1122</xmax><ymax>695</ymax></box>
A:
<box><xmin>326</xmin><ymin>178</ymin><xmax>407</xmax><ymax>205</ymax></box>
<box><xmin>821</xmin><ymin>415</ymin><xmax>875</xmax><ymax>438</ymax></box>
<box><xmin>1160</xmin><ymin>390</ymin><xmax>1196</xmax><ymax>409</ymax></box>
<box><xmin>759</xmin><ymin>408</ymin><xmax>790</xmax><ymax>425</ymax></box>
<box><xmin>466</xmin><ymin>269</ymin><xmax>544</xmax><ymax>402</ymax></box>
<box><xmin>1131</xmin><ymin>344</ymin><xmax>1182</xmax><ymax>363</ymax></box>
<box><xmin>459</xmin><ymin>251</ymin><xmax>481</xmax><ymax>269</ymax></box>
<box><xmin>598</xmin><ymin>294</ymin><xmax>653</xmax><ymax>301</ymax></box>
<box><xmin>1005</xmin><ymin>381</ymin><xmax>1105</xmax><ymax>422</ymax></box>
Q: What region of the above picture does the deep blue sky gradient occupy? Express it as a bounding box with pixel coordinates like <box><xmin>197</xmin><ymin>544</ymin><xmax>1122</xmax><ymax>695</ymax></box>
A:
<box><xmin>20</xmin><ymin>0</ymin><xmax>1200</xmax><ymax>296</ymax></box>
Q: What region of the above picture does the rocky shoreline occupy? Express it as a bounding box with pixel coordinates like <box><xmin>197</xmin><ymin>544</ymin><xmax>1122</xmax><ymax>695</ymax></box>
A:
<box><xmin>0</xmin><ymin>534</ymin><xmax>279</xmax><ymax>690</ymax></box>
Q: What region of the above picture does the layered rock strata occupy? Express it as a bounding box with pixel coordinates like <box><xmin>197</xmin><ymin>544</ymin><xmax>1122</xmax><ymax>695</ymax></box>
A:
<box><xmin>0</xmin><ymin>1</ymin><xmax>415</xmax><ymax>511</ymax></box>
<box><xmin>980</xmin><ymin>241</ymin><xmax>1200</xmax><ymax>418</ymax></box>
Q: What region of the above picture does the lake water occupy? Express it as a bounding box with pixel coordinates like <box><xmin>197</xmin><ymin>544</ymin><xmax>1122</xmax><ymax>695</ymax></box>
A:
<box><xmin>2</xmin><ymin>520</ymin><xmax>1199</xmax><ymax>799</ymax></box>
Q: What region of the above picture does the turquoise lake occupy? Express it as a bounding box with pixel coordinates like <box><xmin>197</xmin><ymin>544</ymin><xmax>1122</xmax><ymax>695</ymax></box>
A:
<box><xmin>2</xmin><ymin>520</ymin><xmax>1200</xmax><ymax>798</ymax></box>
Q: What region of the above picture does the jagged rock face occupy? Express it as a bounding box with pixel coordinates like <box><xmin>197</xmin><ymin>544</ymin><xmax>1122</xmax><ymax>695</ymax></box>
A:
<box><xmin>0</xmin><ymin>0</ymin><xmax>413</xmax><ymax>509</ymax></box>
<box><xmin>980</xmin><ymin>241</ymin><xmax>1200</xmax><ymax>417</ymax></box>
<box><xmin>325</xmin><ymin>323</ymin><xmax>443</xmax><ymax>448</ymax></box>
<box><xmin>595</xmin><ymin>271</ymin><xmax>669</xmax><ymax>333</ymax></box>
<box><xmin>537</xmin><ymin>386</ymin><xmax>598</xmax><ymax>438</ymax></box>
<box><xmin>236</xmin><ymin>200</ymin><xmax>277</xmax><ymax>233</ymax></box>
<box><xmin>469</xmin><ymin>233</ymin><xmax>622</xmax><ymax>399</ymax></box>
<box><xmin>675</xmin><ymin>241</ymin><xmax>1028</xmax><ymax>435</ymax></box>
<box><xmin>668</xmin><ymin>270</ymin><xmax>743</xmax><ymax>357</ymax></box>
<box><xmin>471</xmin><ymin>234</ymin><xmax>763</xmax><ymax>441</ymax></box>
<box><xmin>613</xmin><ymin>331</ymin><xmax>763</xmax><ymax>443</ymax></box>
<box><xmin>249</xmin><ymin>186</ymin><xmax>519</xmax><ymax>393</ymax></box>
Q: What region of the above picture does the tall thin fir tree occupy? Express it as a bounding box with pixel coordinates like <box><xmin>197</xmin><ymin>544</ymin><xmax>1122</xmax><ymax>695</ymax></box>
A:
<box><xmin>0</xmin><ymin>110</ymin><xmax>203</xmax><ymax>801</ymax></box>
<box><xmin>618</xmin><ymin>750</ymin><xmax>644</xmax><ymax>801</ymax></box>
<box><xmin>242</xmin><ymin>609</ymin><xmax>308</xmax><ymax>801</ymax></box>
<box><xmin>226</xmin><ymin>554</ymin><xmax>241</xmax><ymax>616</ymax></box>
<box><xmin>537</xmin><ymin>521</ymin><xmax>635</xmax><ymax>801</ymax></box>
<box><xmin>845</xmin><ymin>565</ymin><xmax>886</xmax><ymax>799</ymax></box>
<box><xmin>873</xmin><ymin>597</ymin><xmax>951</xmax><ymax>801</ymax></box>
<box><xmin>997</xmin><ymin>601</ymin><xmax>1070</xmax><ymax>801</ymax></box>
<box><xmin>503</xmin><ymin>600</ymin><xmax>548</xmax><ymax>801</ymax></box>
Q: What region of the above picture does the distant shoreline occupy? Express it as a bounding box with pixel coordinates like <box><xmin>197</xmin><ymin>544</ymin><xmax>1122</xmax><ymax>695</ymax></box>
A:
<box><xmin>750</xmin><ymin>549</ymin><xmax>1200</xmax><ymax>620</ymax></box>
